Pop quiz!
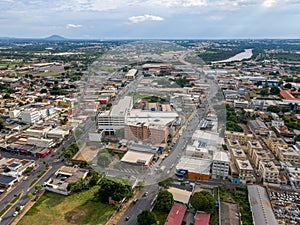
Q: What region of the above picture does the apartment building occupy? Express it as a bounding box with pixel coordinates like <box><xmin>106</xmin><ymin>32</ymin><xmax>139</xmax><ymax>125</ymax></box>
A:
<box><xmin>246</xmin><ymin>140</ymin><xmax>263</xmax><ymax>156</ymax></box>
<box><xmin>234</xmin><ymin>159</ymin><xmax>254</xmax><ymax>184</ymax></box>
<box><xmin>250</xmin><ymin>148</ymin><xmax>274</xmax><ymax>169</ymax></box>
<box><xmin>265</xmin><ymin>135</ymin><xmax>288</xmax><ymax>155</ymax></box>
<box><xmin>277</xmin><ymin>146</ymin><xmax>300</xmax><ymax>163</ymax></box>
<box><xmin>258</xmin><ymin>161</ymin><xmax>279</xmax><ymax>185</ymax></box>
<box><xmin>20</xmin><ymin>109</ymin><xmax>40</xmax><ymax>124</ymax></box>
<box><xmin>224</xmin><ymin>131</ymin><xmax>254</xmax><ymax>145</ymax></box>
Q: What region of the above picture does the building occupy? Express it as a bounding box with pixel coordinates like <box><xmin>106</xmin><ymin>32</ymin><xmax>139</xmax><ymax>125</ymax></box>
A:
<box><xmin>234</xmin><ymin>159</ymin><xmax>254</xmax><ymax>184</ymax></box>
<box><xmin>176</xmin><ymin>156</ymin><xmax>211</xmax><ymax>180</ymax></box>
<box><xmin>27</xmin><ymin>137</ymin><xmax>54</xmax><ymax>148</ymax></box>
<box><xmin>125</xmin><ymin>69</ymin><xmax>138</xmax><ymax>79</ymax></box>
<box><xmin>265</xmin><ymin>135</ymin><xmax>288</xmax><ymax>155</ymax></box>
<box><xmin>124</xmin><ymin>122</ymin><xmax>169</xmax><ymax>144</ymax></box>
<box><xmin>230</xmin><ymin>148</ymin><xmax>247</xmax><ymax>161</ymax></box>
<box><xmin>0</xmin><ymin>174</ymin><xmax>18</xmax><ymax>188</ymax></box>
<box><xmin>97</xmin><ymin>96</ymin><xmax>133</xmax><ymax>132</ymax></box>
<box><xmin>250</xmin><ymin>148</ymin><xmax>274</xmax><ymax>169</ymax></box>
<box><xmin>226</xmin><ymin>139</ymin><xmax>242</xmax><ymax>150</ymax></box>
<box><xmin>44</xmin><ymin>166</ymin><xmax>89</xmax><ymax>195</ymax></box>
<box><xmin>211</xmin><ymin>151</ymin><xmax>230</xmax><ymax>179</ymax></box>
<box><xmin>248</xmin><ymin>119</ymin><xmax>268</xmax><ymax>135</ymax></box>
<box><xmin>121</xmin><ymin>150</ymin><xmax>154</xmax><ymax>167</ymax></box>
<box><xmin>247</xmin><ymin>185</ymin><xmax>278</xmax><ymax>225</ymax></box>
<box><xmin>247</xmin><ymin>140</ymin><xmax>263</xmax><ymax>156</ymax></box>
<box><xmin>167</xmin><ymin>187</ymin><xmax>192</xmax><ymax>205</ymax></box>
<box><xmin>20</xmin><ymin>109</ymin><xmax>40</xmax><ymax>124</ymax></box>
<box><xmin>194</xmin><ymin>211</ymin><xmax>211</xmax><ymax>225</ymax></box>
<box><xmin>220</xmin><ymin>201</ymin><xmax>241</xmax><ymax>225</ymax></box>
<box><xmin>165</xmin><ymin>204</ymin><xmax>187</xmax><ymax>225</ymax></box>
<box><xmin>277</xmin><ymin>146</ymin><xmax>300</xmax><ymax>163</ymax></box>
<box><xmin>46</xmin><ymin>127</ymin><xmax>70</xmax><ymax>139</ymax></box>
<box><xmin>258</xmin><ymin>161</ymin><xmax>279</xmax><ymax>185</ymax></box>
<box><xmin>224</xmin><ymin>131</ymin><xmax>254</xmax><ymax>145</ymax></box>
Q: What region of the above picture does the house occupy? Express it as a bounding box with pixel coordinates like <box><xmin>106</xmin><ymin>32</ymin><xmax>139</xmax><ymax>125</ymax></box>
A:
<box><xmin>194</xmin><ymin>211</ymin><xmax>211</xmax><ymax>225</ymax></box>
<box><xmin>165</xmin><ymin>204</ymin><xmax>187</xmax><ymax>225</ymax></box>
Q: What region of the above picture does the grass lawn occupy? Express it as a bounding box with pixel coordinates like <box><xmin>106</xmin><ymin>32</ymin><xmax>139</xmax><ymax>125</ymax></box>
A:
<box><xmin>18</xmin><ymin>187</ymin><xmax>115</xmax><ymax>225</ymax></box>
<box><xmin>34</xmin><ymin>70</ymin><xmax>64</xmax><ymax>77</ymax></box>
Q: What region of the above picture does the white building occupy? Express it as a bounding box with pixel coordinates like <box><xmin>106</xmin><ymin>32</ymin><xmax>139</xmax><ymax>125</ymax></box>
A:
<box><xmin>27</xmin><ymin>137</ymin><xmax>54</xmax><ymax>148</ymax></box>
<box><xmin>212</xmin><ymin>151</ymin><xmax>230</xmax><ymax>179</ymax></box>
<box><xmin>97</xmin><ymin>96</ymin><xmax>133</xmax><ymax>131</ymax></box>
<box><xmin>9</xmin><ymin>110</ymin><xmax>21</xmax><ymax>119</ymax></box>
<box><xmin>20</xmin><ymin>110</ymin><xmax>40</xmax><ymax>124</ymax></box>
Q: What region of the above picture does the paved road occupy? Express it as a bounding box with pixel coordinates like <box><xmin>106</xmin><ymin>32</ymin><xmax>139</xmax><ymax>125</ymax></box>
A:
<box><xmin>0</xmin><ymin>136</ymin><xmax>75</xmax><ymax>225</ymax></box>
<box><xmin>117</xmin><ymin>184</ymin><xmax>159</xmax><ymax>225</ymax></box>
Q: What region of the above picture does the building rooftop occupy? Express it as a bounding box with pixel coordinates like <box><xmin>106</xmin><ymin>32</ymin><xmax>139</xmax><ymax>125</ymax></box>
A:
<box><xmin>176</xmin><ymin>156</ymin><xmax>212</xmax><ymax>175</ymax></box>
<box><xmin>247</xmin><ymin>185</ymin><xmax>278</xmax><ymax>225</ymax></box>
<box><xmin>110</xmin><ymin>96</ymin><xmax>133</xmax><ymax>117</ymax></box>
<box><xmin>167</xmin><ymin>187</ymin><xmax>192</xmax><ymax>205</ymax></box>
<box><xmin>121</xmin><ymin>150</ymin><xmax>154</xmax><ymax>166</ymax></box>
<box><xmin>194</xmin><ymin>211</ymin><xmax>211</xmax><ymax>225</ymax></box>
<box><xmin>235</xmin><ymin>159</ymin><xmax>253</xmax><ymax>171</ymax></box>
<box><xmin>220</xmin><ymin>201</ymin><xmax>241</xmax><ymax>225</ymax></box>
<box><xmin>165</xmin><ymin>204</ymin><xmax>187</xmax><ymax>225</ymax></box>
<box><xmin>213</xmin><ymin>151</ymin><xmax>229</xmax><ymax>162</ymax></box>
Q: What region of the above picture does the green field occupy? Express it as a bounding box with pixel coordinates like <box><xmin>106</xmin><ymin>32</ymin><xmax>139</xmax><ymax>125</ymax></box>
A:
<box><xmin>18</xmin><ymin>187</ymin><xmax>115</xmax><ymax>225</ymax></box>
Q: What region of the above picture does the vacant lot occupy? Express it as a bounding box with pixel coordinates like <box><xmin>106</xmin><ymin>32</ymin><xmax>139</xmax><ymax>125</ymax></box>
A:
<box><xmin>18</xmin><ymin>187</ymin><xmax>115</xmax><ymax>225</ymax></box>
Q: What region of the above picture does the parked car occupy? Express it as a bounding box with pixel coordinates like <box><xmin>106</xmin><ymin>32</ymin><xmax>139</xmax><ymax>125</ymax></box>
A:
<box><xmin>13</xmin><ymin>211</ymin><xmax>19</xmax><ymax>217</ymax></box>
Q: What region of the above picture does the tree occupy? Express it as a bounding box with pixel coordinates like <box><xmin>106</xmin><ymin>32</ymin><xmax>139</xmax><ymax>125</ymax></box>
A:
<box><xmin>155</xmin><ymin>190</ymin><xmax>174</xmax><ymax>212</ymax></box>
<box><xmin>96</xmin><ymin>178</ymin><xmax>133</xmax><ymax>203</ymax></box>
<box><xmin>270</xmin><ymin>86</ymin><xmax>280</xmax><ymax>95</ymax></box>
<box><xmin>267</xmin><ymin>105</ymin><xmax>280</xmax><ymax>113</ymax></box>
<box><xmin>137</xmin><ymin>209</ymin><xmax>156</xmax><ymax>225</ymax></box>
<box><xmin>40</xmin><ymin>89</ymin><xmax>48</xmax><ymax>94</ymax></box>
<box><xmin>28</xmin><ymin>193</ymin><xmax>35</xmax><ymax>201</ymax></box>
<box><xmin>0</xmin><ymin>119</ymin><xmax>5</xmax><ymax>130</ymax></box>
<box><xmin>97</xmin><ymin>152</ymin><xmax>112</xmax><ymax>167</ymax></box>
<box><xmin>190</xmin><ymin>191</ymin><xmax>214</xmax><ymax>213</ymax></box>
<box><xmin>260</xmin><ymin>88</ymin><xmax>269</xmax><ymax>96</ymax></box>
<box><xmin>295</xmin><ymin>134</ymin><xmax>300</xmax><ymax>142</ymax></box>
<box><xmin>284</xmin><ymin>83</ymin><xmax>292</xmax><ymax>89</ymax></box>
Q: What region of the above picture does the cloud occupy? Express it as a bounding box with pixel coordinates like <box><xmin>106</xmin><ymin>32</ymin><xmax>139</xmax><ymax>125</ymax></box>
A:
<box><xmin>66</xmin><ymin>23</ymin><xmax>82</xmax><ymax>29</ymax></box>
<box><xmin>128</xmin><ymin>14</ymin><xmax>164</xmax><ymax>23</ymax></box>
<box><xmin>262</xmin><ymin>0</ymin><xmax>278</xmax><ymax>7</ymax></box>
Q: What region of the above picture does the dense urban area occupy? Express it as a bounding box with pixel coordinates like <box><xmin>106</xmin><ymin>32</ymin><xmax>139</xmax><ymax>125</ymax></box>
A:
<box><xmin>0</xmin><ymin>37</ymin><xmax>300</xmax><ymax>225</ymax></box>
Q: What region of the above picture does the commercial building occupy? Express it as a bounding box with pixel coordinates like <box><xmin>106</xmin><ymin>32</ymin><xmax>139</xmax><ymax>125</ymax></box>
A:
<box><xmin>176</xmin><ymin>156</ymin><xmax>211</xmax><ymax>180</ymax></box>
<box><xmin>20</xmin><ymin>109</ymin><xmax>40</xmax><ymax>124</ymax></box>
<box><xmin>97</xmin><ymin>96</ymin><xmax>133</xmax><ymax>131</ymax></box>
<box><xmin>165</xmin><ymin>204</ymin><xmax>187</xmax><ymax>225</ymax></box>
<box><xmin>121</xmin><ymin>150</ymin><xmax>154</xmax><ymax>167</ymax></box>
<box><xmin>247</xmin><ymin>185</ymin><xmax>278</xmax><ymax>225</ymax></box>
<box><xmin>44</xmin><ymin>166</ymin><xmax>89</xmax><ymax>195</ymax></box>
<box><xmin>125</xmin><ymin>69</ymin><xmax>138</xmax><ymax>79</ymax></box>
<box><xmin>27</xmin><ymin>137</ymin><xmax>54</xmax><ymax>148</ymax></box>
<box><xmin>211</xmin><ymin>151</ymin><xmax>230</xmax><ymax>179</ymax></box>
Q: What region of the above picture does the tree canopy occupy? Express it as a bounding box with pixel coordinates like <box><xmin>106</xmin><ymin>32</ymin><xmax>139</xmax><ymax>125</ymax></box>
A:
<box><xmin>155</xmin><ymin>190</ymin><xmax>174</xmax><ymax>213</ymax></box>
<box><xmin>190</xmin><ymin>191</ymin><xmax>214</xmax><ymax>213</ymax></box>
<box><xmin>97</xmin><ymin>152</ymin><xmax>113</xmax><ymax>167</ymax></box>
<box><xmin>96</xmin><ymin>177</ymin><xmax>133</xmax><ymax>203</ymax></box>
<box><xmin>137</xmin><ymin>209</ymin><xmax>156</xmax><ymax>225</ymax></box>
<box><xmin>270</xmin><ymin>86</ymin><xmax>280</xmax><ymax>95</ymax></box>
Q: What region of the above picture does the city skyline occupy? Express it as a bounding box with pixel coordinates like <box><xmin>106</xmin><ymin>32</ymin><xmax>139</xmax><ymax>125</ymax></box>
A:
<box><xmin>1</xmin><ymin>0</ymin><xmax>300</xmax><ymax>39</ymax></box>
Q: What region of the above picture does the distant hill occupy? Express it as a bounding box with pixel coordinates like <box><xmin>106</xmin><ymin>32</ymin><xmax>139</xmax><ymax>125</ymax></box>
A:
<box><xmin>44</xmin><ymin>35</ymin><xmax>67</xmax><ymax>41</ymax></box>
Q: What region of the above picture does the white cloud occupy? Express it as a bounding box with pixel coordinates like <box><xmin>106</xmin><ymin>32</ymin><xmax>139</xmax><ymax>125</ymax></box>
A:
<box><xmin>262</xmin><ymin>0</ymin><xmax>278</xmax><ymax>7</ymax></box>
<box><xmin>128</xmin><ymin>14</ymin><xmax>164</xmax><ymax>23</ymax></box>
<box><xmin>66</xmin><ymin>23</ymin><xmax>82</xmax><ymax>28</ymax></box>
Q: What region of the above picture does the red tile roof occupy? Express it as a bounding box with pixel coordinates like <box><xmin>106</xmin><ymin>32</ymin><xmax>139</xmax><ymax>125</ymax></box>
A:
<box><xmin>194</xmin><ymin>211</ymin><xmax>211</xmax><ymax>225</ymax></box>
<box><xmin>165</xmin><ymin>204</ymin><xmax>187</xmax><ymax>225</ymax></box>
<box><xmin>280</xmin><ymin>90</ymin><xmax>300</xmax><ymax>100</ymax></box>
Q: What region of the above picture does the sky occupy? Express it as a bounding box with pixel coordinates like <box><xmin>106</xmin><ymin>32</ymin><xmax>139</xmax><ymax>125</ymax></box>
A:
<box><xmin>0</xmin><ymin>0</ymin><xmax>300</xmax><ymax>39</ymax></box>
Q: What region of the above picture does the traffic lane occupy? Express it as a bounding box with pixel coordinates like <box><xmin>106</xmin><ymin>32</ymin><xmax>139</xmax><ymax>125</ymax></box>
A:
<box><xmin>118</xmin><ymin>184</ymin><xmax>159</xmax><ymax>225</ymax></box>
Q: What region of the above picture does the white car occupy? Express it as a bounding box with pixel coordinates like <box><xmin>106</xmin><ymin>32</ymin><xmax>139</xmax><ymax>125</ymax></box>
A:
<box><xmin>13</xmin><ymin>211</ymin><xmax>19</xmax><ymax>217</ymax></box>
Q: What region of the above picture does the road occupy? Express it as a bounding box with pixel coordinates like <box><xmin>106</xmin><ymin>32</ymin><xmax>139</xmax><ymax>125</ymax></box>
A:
<box><xmin>116</xmin><ymin>51</ymin><xmax>221</xmax><ymax>225</ymax></box>
<box><xmin>0</xmin><ymin>136</ymin><xmax>75</xmax><ymax>225</ymax></box>
<box><xmin>117</xmin><ymin>184</ymin><xmax>159</xmax><ymax>225</ymax></box>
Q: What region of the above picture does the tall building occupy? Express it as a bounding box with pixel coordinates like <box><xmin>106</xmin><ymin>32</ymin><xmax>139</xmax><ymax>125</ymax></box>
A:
<box><xmin>212</xmin><ymin>151</ymin><xmax>230</xmax><ymax>179</ymax></box>
<box><xmin>97</xmin><ymin>96</ymin><xmax>133</xmax><ymax>132</ymax></box>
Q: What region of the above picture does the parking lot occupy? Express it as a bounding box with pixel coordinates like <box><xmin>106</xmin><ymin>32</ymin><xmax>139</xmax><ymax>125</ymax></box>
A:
<box><xmin>269</xmin><ymin>190</ymin><xmax>300</xmax><ymax>224</ymax></box>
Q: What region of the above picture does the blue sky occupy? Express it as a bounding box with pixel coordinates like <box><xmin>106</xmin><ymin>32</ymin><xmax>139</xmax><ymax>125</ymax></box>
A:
<box><xmin>1</xmin><ymin>0</ymin><xmax>300</xmax><ymax>39</ymax></box>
